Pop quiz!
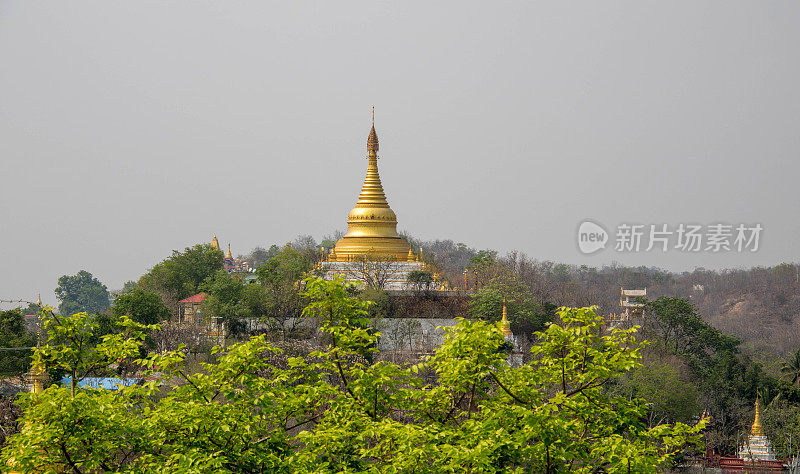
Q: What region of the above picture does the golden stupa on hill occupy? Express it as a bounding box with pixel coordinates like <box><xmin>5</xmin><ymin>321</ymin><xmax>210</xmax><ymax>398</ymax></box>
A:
<box><xmin>328</xmin><ymin>116</ymin><xmax>415</xmax><ymax>262</ymax></box>
<box><xmin>321</xmin><ymin>113</ymin><xmax>427</xmax><ymax>290</ymax></box>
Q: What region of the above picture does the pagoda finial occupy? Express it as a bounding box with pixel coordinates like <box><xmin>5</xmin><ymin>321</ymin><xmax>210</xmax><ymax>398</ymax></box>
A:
<box><xmin>226</xmin><ymin>243</ymin><xmax>232</xmax><ymax>259</ymax></box>
<box><xmin>367</xmin><ymin>108</ymin><xmax>379</xmax><ymax>154</ymax></box>
<box><xmin>751</xmin><ymin>396</ymin><xmax>764</xmax><ymax>436</ymax></box>
<box><xmin>211</xmin><ymin>235</ymin><xmax>220</xmax><ymax>250</ymax></box>
<box><xmin>500</xmin><ymin>297</ymin><xmax>512</xmax><ymax>336</ymax></box>
<box><xmin>36</xmin><ymin>293</ymin><xmax>41</xmax><ymax>306</ymax></box>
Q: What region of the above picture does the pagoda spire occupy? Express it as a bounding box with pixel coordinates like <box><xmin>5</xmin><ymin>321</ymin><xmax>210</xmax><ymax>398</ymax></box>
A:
<box><xmin>500</xmin><ymin>297</ymin><xmax>512</xmax><ymax>337</ymax></box>
<box><xmin>211</xmin><ymin>235</ymin><xmax>220</xmax><ymax>250</ymax></box>
<box><xmin>226</xmin><ymin>244</ymin><xmax>233</xmax><ymax>259</ymax></box>
<box><xmin>751</xmin><ymin>396</ymin><xmax>764</xmax><ymax>436</ymax></box>
<box><xmin>36</xmin><ymin>293</ymin><xmax>41</xmax><ymax>306</ymax></box>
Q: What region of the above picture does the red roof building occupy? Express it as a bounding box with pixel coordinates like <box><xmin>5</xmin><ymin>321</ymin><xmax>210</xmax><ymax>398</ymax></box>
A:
<box><xmin>178</xmin><ymin>293</ymin><xmax>207</xmax><ymax>324</ymax></box>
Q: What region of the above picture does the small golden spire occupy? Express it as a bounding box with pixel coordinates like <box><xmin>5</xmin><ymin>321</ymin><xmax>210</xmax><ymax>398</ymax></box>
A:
<box><xmin>367</xmin><ymin>107</ymin><xmax>379</xmax><ymax>154</ymax></box>
<box><xmin>211</xmin><ymin>235</ymin><xmax>220</xmax><ymax>250</ymax></box>
<box><xmin>751</xmin><ymin>396</ymin><xmax>764</xmax><ymax>436</ymax></box>
<box><xmin>225</xmin><ymin>244</ymin><xmax>232</xmax><ymax>259</ymax></box>
<box><xmin>36</xmin><ymin>293</ymin><xmax>41</xmax><ymax>306</ymax></box>
<box><xmin>500</xmin><ymin>297</ymin><xmax>512</xmax><ymax>336</ymax></box>
<box><xmin>407</xmin><ymin>246</ymin><xmax>414</xmax><ymax>262</ymax></box>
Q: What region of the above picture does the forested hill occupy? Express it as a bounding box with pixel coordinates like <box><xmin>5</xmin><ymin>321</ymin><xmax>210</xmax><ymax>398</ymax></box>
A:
<box><xmin>409</xmin><ymin>238</ymin><xmax>800</xmax><ymax>356</ymax></box>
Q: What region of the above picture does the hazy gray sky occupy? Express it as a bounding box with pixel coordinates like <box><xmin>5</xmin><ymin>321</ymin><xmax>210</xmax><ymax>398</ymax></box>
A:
<box><xmin>2</xmin><ymin>1</ymin><xmax>799</xmax><ymax>307</ymax></box>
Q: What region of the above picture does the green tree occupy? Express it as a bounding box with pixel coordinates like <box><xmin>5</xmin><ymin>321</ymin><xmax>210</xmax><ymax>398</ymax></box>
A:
<box><xmin>2</xmin><ymin>278</ymin><xmax>704</xmax><ymax>472</ymax></box>
<box><xmin>406</xmin><ymin>270</ymin><xmax>433</xmax><ymax>292</ymax></box>
<box><xmin>0</xmin><ymin>309</ymin><xmax>36</xmax><ymax>376</ymax></box>
<box><xmin>55</xmin><ymin>270</ymin><xmax>110</xmax><ymax>316</ymax></box>
<box><xmin>200</xmin><ymin>270</ymin><xmax>253</xmax><ymax>335</ymax></box>
<box><xmin>763</xmin><ymin>397</ymin><xmax>800</xmax><ymax>459</ymax></box>
<box><xmin>780</xmin><ymin>349</ymin><xmax>800</xmax><ymax>388</ymax></box>
<box><xmin>619</xmin><ymin>361</ymin><xmax>700</xmax><ymax>426</ymax></box>
<box><xmin>33</xmin><ymin>308</ymin><xmax>154</xmax><ymax>397</ymax></box>
<box><xmin>256</xmin><ymin>244</ymin><xmax>312</xmax><ymax>338</ymax></box>
<box><xmin>121</xmin><ymin>280</ymin><xmax>137</xmax><ymax>293</ymax></box>
<box><xmin>110</xmin><ymin>288</ymin><xmax>171</xmax><ymax>325</ymax></box>
<box><xmin>645</xmin><ymin>297</ymin><xmax>738</xmax><ymax>357</ymax></box>
<box><xmin>469</xmin><ymin>276</ymin><xmax>548</xmax><ymax>337</ymax></box>
<box><xmin>137</xmin><ymin>244</ymin><xmax>223</xmax><ymax>308</ymax></box>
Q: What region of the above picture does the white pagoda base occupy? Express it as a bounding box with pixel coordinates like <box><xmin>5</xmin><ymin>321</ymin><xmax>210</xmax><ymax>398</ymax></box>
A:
<box><xmin>738</xmin><ymin>435</ymin><xmax>776</xmax><ymax>462</ymax></box>
<box><xmin>320</xmin><ymin>260</ymin><xmax>426</xmax><ymax>290</ymax></box>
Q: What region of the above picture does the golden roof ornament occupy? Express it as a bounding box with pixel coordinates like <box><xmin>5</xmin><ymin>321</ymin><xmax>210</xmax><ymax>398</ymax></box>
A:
<box><xmin>751</xmin><ymin>397</ymin><xmax>764</xmax><ymax>436</ymax></box>
<box><xmin>367</xmin><ymin>106</ymin><xmax>379</xmax><ymax>154</ymax></box>
<box><xmin>211</xmin><ymin>235</ymin><xmax>220</xmax><ymax>250</ymax></box>
<box><xmin>36</xmin><ymin>293</ymin><xmax>41</xmax><ymax>306</ymax></box>
<box><xmin>407</xmin><ymin>246</ymin><xmax>415</xmax><ymax>262</ymax></box>
<box><xmin>500</xmin><ymin>297</ymin><xmax>512</xmax><ymax>336</ymax></box>
<box><xmin>226</xmin><ymin>244</ymin><xmax>233</xmax><ymax>259</ymax></box>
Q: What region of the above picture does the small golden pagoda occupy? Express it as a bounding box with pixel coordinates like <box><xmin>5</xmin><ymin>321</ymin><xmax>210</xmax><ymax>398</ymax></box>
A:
<box><xmin>738</xmin><ymin>396</ymin><xmax>776</xmax><ymax>461</ymax></box>
<box><xmin>211</xmin><ymin>235</ymin><xmax>220</xmax><ymax>250</ymax></box>
<box><xmin>500</xmin><ymin>298</ymin><xmax>512</xmax><ymax>338</ymax></box>
<box><xmin>328</xmin><ymin>116</ymin><xmax>414</xmax><ymax>262</ymax></box>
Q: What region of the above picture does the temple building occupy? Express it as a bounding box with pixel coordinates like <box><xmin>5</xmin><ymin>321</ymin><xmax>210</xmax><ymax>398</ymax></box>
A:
<box><xmin>320</xmin><ymin>117</ymin><xmax>426</xmax><ymax>290</ymax></box>
<box><xmin>738</xmin><ymin>397</ymin><xmax>777</xmax><ymax>462</ymax></box>
<box><xmin>210</xmin><ymin>236</ymin><xmax>252</xmax><ymax>274</ymax></box>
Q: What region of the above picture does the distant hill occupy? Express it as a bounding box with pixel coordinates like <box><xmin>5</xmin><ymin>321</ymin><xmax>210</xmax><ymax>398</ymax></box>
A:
<box><xmin>412</xmin><ymin>238</ymin><xmax>799</xmax><ymax>356</ymax></box>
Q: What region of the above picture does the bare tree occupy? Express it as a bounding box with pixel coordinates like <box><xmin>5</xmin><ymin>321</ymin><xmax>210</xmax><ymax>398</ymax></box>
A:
<box><xmin>343</xmin><ymin>255</ymin><xmax>405</xmax><ymax>290</ymax></box>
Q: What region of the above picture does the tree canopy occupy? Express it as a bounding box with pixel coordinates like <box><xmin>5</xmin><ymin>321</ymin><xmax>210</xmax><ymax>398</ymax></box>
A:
<box><xmin>137</xmin><ymin>244</ymin><xmax>223</xmax><ymax>307</ymax></box>
<box><xmin>110</xmin><ymin>288</ymin><xmax>171</xmax><ymax>325</ymax></box>
<box><xmin>2</xmin><ymin>278</ymin><xmax>703</xmax><ymax>472</ymax></box>
<box><xmin>55</xmin><ymin>270</ymin><xmax>110</xmax><ymax>316</ymax></box>
<box><xmin>0</xmin><ymin>309</ymin><xmax>36</xmax><ymax>376</ymax></box>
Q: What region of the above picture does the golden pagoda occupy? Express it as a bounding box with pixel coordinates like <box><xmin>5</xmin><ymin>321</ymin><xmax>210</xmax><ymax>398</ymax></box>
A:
<box><xmin>500</xmin><ymin>298</ymin><xmax>512</xmax><ymax>337</ymax></box>
<box><xmin>211</xmin><ymin>235</ymin><xmax>220</xmax><ymax>250</ymax></box>
<box><xmin>738</xmin><ymin>396</ymin><xmax>776</xmax><ymax>461</ymax></box>
<box><xmin>226</xmin><ymin>244</ymin><xmax>233</xmax><ymax>259</ymax></box>
<box><xmin>329</xmin><ymin>116</ymin><xmax>414</xmax><ymax>262</ymax></box>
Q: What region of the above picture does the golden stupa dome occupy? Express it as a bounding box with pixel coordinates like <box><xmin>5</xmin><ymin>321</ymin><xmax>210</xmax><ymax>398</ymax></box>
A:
<box><xmin>330</xmin><ymin>117</ymin><xmax>414</xmax><ymax>262</ymax></box>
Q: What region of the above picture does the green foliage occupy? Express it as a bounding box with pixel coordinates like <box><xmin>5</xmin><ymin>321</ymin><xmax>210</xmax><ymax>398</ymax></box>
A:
<box><xmin>0</xmin><ymin>308</ymin><xmax>36</xmax><ymax>376</ymax></box>
<box><xmin>138</xmin><ymin>244</ymin><xmax>223</xmax><ymax>303</ymax></box>
<box><xmin>301</xmin><ymin>276</ymin><xmax>372</xmax><ymax>349</ymax></box>
<box><xmin>618</xmin><ymin>361</ymin><xmax>700</xmax><ymax>425</ymax></box>
<box><xmin>111</xmin><ymin>288</ymin><xmax>171</xmax><ymax>325</ymax></box>
<box><xmin>469</xmin><ymin>281</ymin><xmax>548</xmax><ymax>337</ymax></box>
<box><xmin>780</xmin><ymin>348</ymin><xmax>800</xmax><ymax>388</ymax></box>
<box><xmin>200</xmin><ymin>270</ymin><xmax>252</xmax><ymax>335</ymax></box>
<box><xmin>33</xmin><ymin>308</ymin><xmax>156</xmax><ymax>397</ymax></box>
<box><xmin>2</xmin><ymin>278</ymin><xmax>704</xmax><ymax>472</ymax></box>
<box><xmin>406</xmin><ymin>270</ymin><xmax>434</xmax><ymax>291</ymax></box>
<box><xmin>55</xmin><ymin>270</ymin><xmax>110</xmax><ymax>316</ymax></box>
<box><xmin>467</xmin><ymin>249</ymin><xmax>497</xmax><ymax>269</ymax></box>
<box><xmin>256</xmin><ymin>244</ymin><xmax>313</xmax><ymax>335</ymax></box>
<box><xmin>359</xmin><ymin>287</ymin><xmax>392</xmax><ymax>319</ymax></box>
<box><xmin>763</xmin><ymin>397</ymin><xmax>800</xmax><ymax>459</ymax></box>
<box><xmin>645</xmin><ymin>297</ymin><xmax>739</xmax><ymax>358</ymax></box>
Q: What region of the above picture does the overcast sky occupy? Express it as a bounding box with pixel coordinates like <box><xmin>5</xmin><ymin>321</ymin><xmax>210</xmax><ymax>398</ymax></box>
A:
<box><xmin>1</xmin><ymin>1</ymin><xmax>799</xmax><ymax>307</ymax></box>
